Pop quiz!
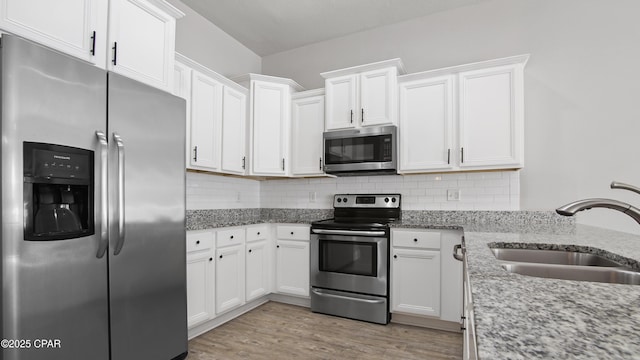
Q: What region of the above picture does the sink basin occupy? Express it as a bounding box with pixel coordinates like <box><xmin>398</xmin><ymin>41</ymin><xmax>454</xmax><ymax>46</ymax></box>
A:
<box><xmin>500</xmin><ymin>262</ymin><xmax>640</xmax><ymax>285</ymax></box>
<box><xmin>490</xmin><ymin>248</ymin><xmax>622</xmax><ymax>267</ymax></box>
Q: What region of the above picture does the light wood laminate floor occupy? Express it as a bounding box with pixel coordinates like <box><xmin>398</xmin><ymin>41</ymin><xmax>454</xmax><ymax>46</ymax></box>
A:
<box><xmin>188</xmin><ymin>302</ymin><xmax>462</xmax><ymax>359</ymax></box>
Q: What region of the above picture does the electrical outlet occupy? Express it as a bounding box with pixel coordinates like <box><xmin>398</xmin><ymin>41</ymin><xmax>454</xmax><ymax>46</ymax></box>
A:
<box><xmin>309</xmin><ymin>191</ymin><xmax>317</xmax><ymax>202</ymax></box>
<box><xmin>447</xmin><ymin>189</ymin><xmax>461</xmax><ymax>201</ymax></box>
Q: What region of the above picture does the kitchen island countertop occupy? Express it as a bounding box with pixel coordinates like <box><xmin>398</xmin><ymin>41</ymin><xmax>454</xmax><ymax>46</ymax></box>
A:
<box><xmin>463</xmin><ymin>225</ymin><xmax>640</xmax><ymax>359</ymax></box>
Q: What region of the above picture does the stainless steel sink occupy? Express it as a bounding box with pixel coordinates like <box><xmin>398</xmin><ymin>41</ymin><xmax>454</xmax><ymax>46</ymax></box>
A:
<box><xmin>500</xmin><ymin>262</ymin><xmax>640</xmax><ymax>285</ymax></box>
<box><xmin>490</xmin><ymin>248</ymin><xmax>622</xmax><ymax>267</ymax></box>
<box><xmin>490</xmin><ymin>247</ymin><xmax>640</xmax><ymax>285</ymax></box>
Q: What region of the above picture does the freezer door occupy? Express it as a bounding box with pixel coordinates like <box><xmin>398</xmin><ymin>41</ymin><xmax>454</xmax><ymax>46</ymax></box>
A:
<box><xmin>107</xmin><ymin>73</ymin><xmax>187</xmax><ymax>360</ymax></box>
<box><xmin>1</xmin><ymin>35</ymin><xmax>109</xmax><ymax>360</ymax></box>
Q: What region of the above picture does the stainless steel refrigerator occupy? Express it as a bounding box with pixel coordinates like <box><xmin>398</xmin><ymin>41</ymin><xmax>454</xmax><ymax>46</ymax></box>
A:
<box><xmin>0</xmin><ymin>35</ymin><xmax>188</xmax><ymax>360</ymax></box>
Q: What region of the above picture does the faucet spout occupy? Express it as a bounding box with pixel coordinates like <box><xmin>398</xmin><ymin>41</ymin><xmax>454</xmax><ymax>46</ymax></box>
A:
<box><xmin>556</xmin><ymin>198</ymin><xmax>640</xmax><ymax>225</ymax></box>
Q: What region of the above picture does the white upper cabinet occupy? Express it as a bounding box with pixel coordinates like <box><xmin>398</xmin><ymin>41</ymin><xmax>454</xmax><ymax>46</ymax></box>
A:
<box><xmin>233</xmin><ymin>74</ymin><xmax>304</xmax><ymax>177</ymax></box>
<box><xmin>221</xmin><ymin>86</ymin><xmax>247</xmax><ymax>175</ymax></box>
<box><xmin>325</xmin><ymin>75</ymin><xmax>357</xmax><ymax>130</ymax></box>
<box><xmin>189</xmin><ymin>69</ymin><xmax>223</xmax><ymax>171</ymax></box>
<box><xmin>0</xmin><ymin>0</ymin><xmax>108</xmax><ymax>65</ymax></box>
<box><xmin>0</xmin><ymin>0</ymin><xmax>183</xmax><ymax>92</ymax></box>
<box><xmin>458</xmin><ymin>64</ymin><xmax>524</xmax><ymax>169</ymax></box>
<box><xmin>107</xmin><ymin>0</ymin><xmax>183</xmax><ymax>92</ymax></box>
<box><xmin>322</xmin><ymin>59</ymin><xmax>404</xmax><ymax>131</ymax></box>
<box><xmin>291</xmin><ymin>90</ymin><xmax>325</xmax><ymax>177</ymax></box>
<box><xmin>177</xmin><ymin>54</ymin><xmax>249</xmax><ymax>175</ymax></box>
<box><xmin>399</xmin><ymin>75</ymin><xmax>455</xmax><ymax>172</ymax></box>
<box><xmin>398</xmin><ymin>54</ymin><xmax>528</xmax><ymax>173</ymax></box>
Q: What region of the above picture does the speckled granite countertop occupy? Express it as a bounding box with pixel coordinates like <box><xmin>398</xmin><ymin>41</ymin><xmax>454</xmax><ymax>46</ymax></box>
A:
<box><xmin>465</xmin><ymin>225</ymin><xmax>640</xmax><ymax>359</ymax></box>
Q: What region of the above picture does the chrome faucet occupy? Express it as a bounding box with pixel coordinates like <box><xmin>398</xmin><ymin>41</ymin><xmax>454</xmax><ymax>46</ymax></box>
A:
<box><xmin>555</xmin><ymin>181</ymin><xmax>640</xmax><ymax>225</ymax></box>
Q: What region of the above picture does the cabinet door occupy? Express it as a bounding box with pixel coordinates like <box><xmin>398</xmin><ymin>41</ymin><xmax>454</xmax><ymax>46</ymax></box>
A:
<box><xmin>221</xmin><ymin>86</ymin><xmax>247</xmax><ymax>175</ymax></box>
<box><xmin>325</xmin><ymin>74</ymin><xmax>357</xmax><ymax>130</ymax></box>
<box><xmin>275</xmin><ymin>240</ymin><xmax>309</xmax><ymax>297</ymax></box>
<box><xmin>189</xmin><ymin>70</ymin><xmax>222</xmax><ymax>170</ymax></box>
<box><xmin>0</xmin><ymin>0</ymin><xmax>107</xmax><ymax>65</ymax></box>
<box><xmin>399</xmin><ymin>75</ymin><xmax>454</xmax><ymax>172</ymax></box>
<box><xmin>186</xmin><ymin>251</ymin><xmax>214</xmax><ymax>328</ymax></box>
<box><xmin>458</xmin><ymin>64</ymin><xmax>523</xmax><ymax>169</ymax></box>
<box><xmin>360</xmin><ymin>67</ymin><xmax>397</xmax><ymax>127</ymax></box>
<box><xmin>291</xmin><ymin>95</ymin><xmax>325</xmax><ymax>176</ymax></box>
<box><xmin>246</xmin><ymin>240</ymin><xmax>270</xmax><ymax>302</ymax></box>
<box><xmin>251</xmin><ymin>81</ymin><xmax>289</xmax><ymax>176</ymax></box>
<box><xmin>174</xmin><ymin>61</ymin><xmax>192</xmax><ymax>168</ymax></box>
<box><xmin>215</xmin><ymin>244</ymin><xmax>245</xmax><ymax>314</ymax></box>
<box><xmin>108</xmin><ymin>0</ymin><xmax>177</xmax><ymax>91</ymax></box>
<box><xmin>391</xmin><ymin>248</ymin><xmax>441</xmax><ymax>317</ymax></box>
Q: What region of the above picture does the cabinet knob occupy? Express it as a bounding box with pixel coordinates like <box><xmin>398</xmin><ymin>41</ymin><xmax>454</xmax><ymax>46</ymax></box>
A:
<box><xmin>290</xmin><ymin>231</ymin><xmax>294</xmax><ymax>235</ymax></box>
<box><xmin>219</xmin><ymin>255</ymin><xmax>223</xmax><ymax>259</ymax></box>
<box><xmin>257</xmin><ymin>232</ymin><xmax>260</xmax><ymax>235</ymax></box>
<box><xmin>249</xmin><ymin>249</ymin><xmax>252</xmax><ymax>253</ymax></box>
<box><xmin>230</xmin><ymin>235</ymin><xmax>234</xmax><ymax>239</ymax></box>
<box><xmin>209</xmin><ymin>257</ymin><xmax>212</xmax><ymax>261</ymax></box>
<box><xmin>414</xmin><ymin>238</ymin><xmax>418</xmax><ymax>242</ymax></box>
<box><xmin>196</xmin><ymin>240</ymin><xmax>200</xmax><ymax>245</ymax></box>
<box><xmin>393</xmin><ymin>255</ymin><xmax>397</xmax><ymax>259</ymax></box>
<box><xmin>277</xmin><ymin>245</ymin><xmax>280</xmax><ymax>248</ymax></box>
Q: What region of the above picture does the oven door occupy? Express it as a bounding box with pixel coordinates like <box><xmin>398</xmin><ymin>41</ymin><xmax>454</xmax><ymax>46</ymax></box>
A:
<box><xmin>310</xmin><ymin>228</ymin><xmax>388</xmax><ymax>296</ymax></box>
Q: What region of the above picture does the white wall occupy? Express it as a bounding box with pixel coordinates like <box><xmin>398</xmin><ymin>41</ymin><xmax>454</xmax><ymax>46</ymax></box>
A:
<box><xmin>262</xmin><ymin>0</ymin><xmax>640</xmax><ymax>234</ymax></box>
<box><xmin>166</xmin><ymin>0</ymin><xmax>261</xmax><ymax>77</ymax></box>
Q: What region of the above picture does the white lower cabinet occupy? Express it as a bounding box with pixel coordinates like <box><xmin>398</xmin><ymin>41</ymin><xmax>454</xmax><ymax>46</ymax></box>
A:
<box><xmin>390</xmin><ymin>228</ymin><xmax>463</xmax><ymax>323</ymax></box>
<box><xmin>215</xmin><ymin>227</ymin><xmax>246</xmax><ymax>315</ymax></box>
<box><xmin>275</xmin><ymin>225</ymin><xmax>310</xmax><ymax>297</ymax></box>
<box><xmin>245</xmin><ymin>224</ymin><xmax>271</xmax><ymax>301</ymax></box>
<box><xmin>186</xmin><ymin>230</ymin><xmax>215</xmax><ymax>328</ymax></box>
<box><xmin>391</xmin><ymin>245</ymin><xmax>441</xmax><ymax>317</ymax></box>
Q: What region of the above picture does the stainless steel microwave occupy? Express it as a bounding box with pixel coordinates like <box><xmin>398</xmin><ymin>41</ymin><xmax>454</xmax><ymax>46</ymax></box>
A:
<box><xmin>323</xmin><ymin>125</ymin><xmax>397</xmax><ymax>176</ymax></box>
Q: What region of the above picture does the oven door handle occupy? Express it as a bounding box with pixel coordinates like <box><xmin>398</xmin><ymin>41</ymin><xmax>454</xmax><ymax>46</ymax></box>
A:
<box><xmin>311</xmin><ymin>228</ymin><xmax>386</xmax><ymax>237</ymax></box>
<box><xmin>311</xmin><ymin>288</ymin><xmax>385</xmax><ymax>304</ymax></box>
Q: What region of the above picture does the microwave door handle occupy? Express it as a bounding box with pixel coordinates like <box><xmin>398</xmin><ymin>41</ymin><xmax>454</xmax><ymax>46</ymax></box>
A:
<box><xmin>95</xmin><ymin>131</ymin><xmax>109</xmax><ymax>259</ymax></box>
<box><xmin>113</xmin><ymin>132</ymin><xmax>126</xmax><ymax>255</ymax></box>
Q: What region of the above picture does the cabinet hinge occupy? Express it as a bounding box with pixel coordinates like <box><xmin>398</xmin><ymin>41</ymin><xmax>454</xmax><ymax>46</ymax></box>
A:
<box><xmin>282</xmin><ymin>158</ymin><xmax>285</xmax><ymax>171</ymax></box>
<box><xmin>242</xmin><ymin>156</ymin><xmax>246</xmax><ymax>169</ymax></box>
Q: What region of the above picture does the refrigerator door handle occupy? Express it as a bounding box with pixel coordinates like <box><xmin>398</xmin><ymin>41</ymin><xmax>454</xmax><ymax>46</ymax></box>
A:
<box><xmin>95</xmin><ymin>131</ymin><xmax>109</xmax><ymax>259</ymax></box>
<box><xmin>113</xmin><ymin>132</ymin><xmax>126</xmax><ymax>255</ymax></box>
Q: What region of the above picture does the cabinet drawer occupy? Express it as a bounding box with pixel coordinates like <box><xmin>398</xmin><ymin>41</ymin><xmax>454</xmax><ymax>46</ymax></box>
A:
<box><xmin>276</xmin><ymin>225</ymin><xmax>310</xmax><ymax>241</ymax></box>
<box><xmin>216</xmin><ymin>228</ymin><xmax>245</xmax><ymax>248</ymax></box>
<box><xmin>392</xmin><ymin>230</ymin><xmax>441</xmax><ymax>249</ymax></box>
<box><xmin>246</xmin><ymin>225</ymin><xmax>269</xmax><ymax>242</ymax></box>
<box><xmin>186</xmin><ymin>231</ymin><xmax>214</xmax><ymax>253</ymax></box>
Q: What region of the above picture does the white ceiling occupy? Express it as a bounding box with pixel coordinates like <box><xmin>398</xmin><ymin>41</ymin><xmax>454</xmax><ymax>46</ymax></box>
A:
<box><xmin>182</xmin><ymin>0</ymin><xmax>489</xmax><ymax>56</ymax></box>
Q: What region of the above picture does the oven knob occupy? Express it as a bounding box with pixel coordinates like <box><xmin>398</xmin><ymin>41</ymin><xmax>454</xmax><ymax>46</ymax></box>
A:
<box><xmin>392</xmin><ymin>197</ymin><xmax>397</xmax><ymax>203</ymax></box>
<box><xmin>343</xmin><ymin>197</ymin><xmax>348</xmax><ymax>203</ymax></box>
<box><xmin>384</xmin><ymin>197</ymin><xmax>389</xmax><ymax>203</ymax></box>
<box><xmin>337</xmin><ymin>198</ymin><xmax>342</xmax><ymax>203</ymax></box>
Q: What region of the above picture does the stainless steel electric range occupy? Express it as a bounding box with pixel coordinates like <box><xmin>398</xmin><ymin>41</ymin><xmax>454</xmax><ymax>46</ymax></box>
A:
<box><xmin>310</xmin><ymin>193</ymin><xmax>401</xmax><ymax>324</ymax></box>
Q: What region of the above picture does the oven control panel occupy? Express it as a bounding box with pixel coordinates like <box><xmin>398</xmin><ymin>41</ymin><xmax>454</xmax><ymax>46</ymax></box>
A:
<box><xmin>334</xmin><ymin>194</ymin><xmax>401</xmax><ymax>208</ymax></box>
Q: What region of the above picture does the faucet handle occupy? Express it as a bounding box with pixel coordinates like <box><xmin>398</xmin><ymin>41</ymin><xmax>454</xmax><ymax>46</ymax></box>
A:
<box><xmin>611</xmin><ymin>181</ymin><xmax>640</xmax><ymax>196</ymax></box>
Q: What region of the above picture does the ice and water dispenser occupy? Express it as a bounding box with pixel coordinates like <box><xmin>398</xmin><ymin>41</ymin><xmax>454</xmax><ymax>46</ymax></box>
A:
<box><xmin>23</xmin><ymin>142</ymin><xmax>95</xmax><ymax>240</ymax></box>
